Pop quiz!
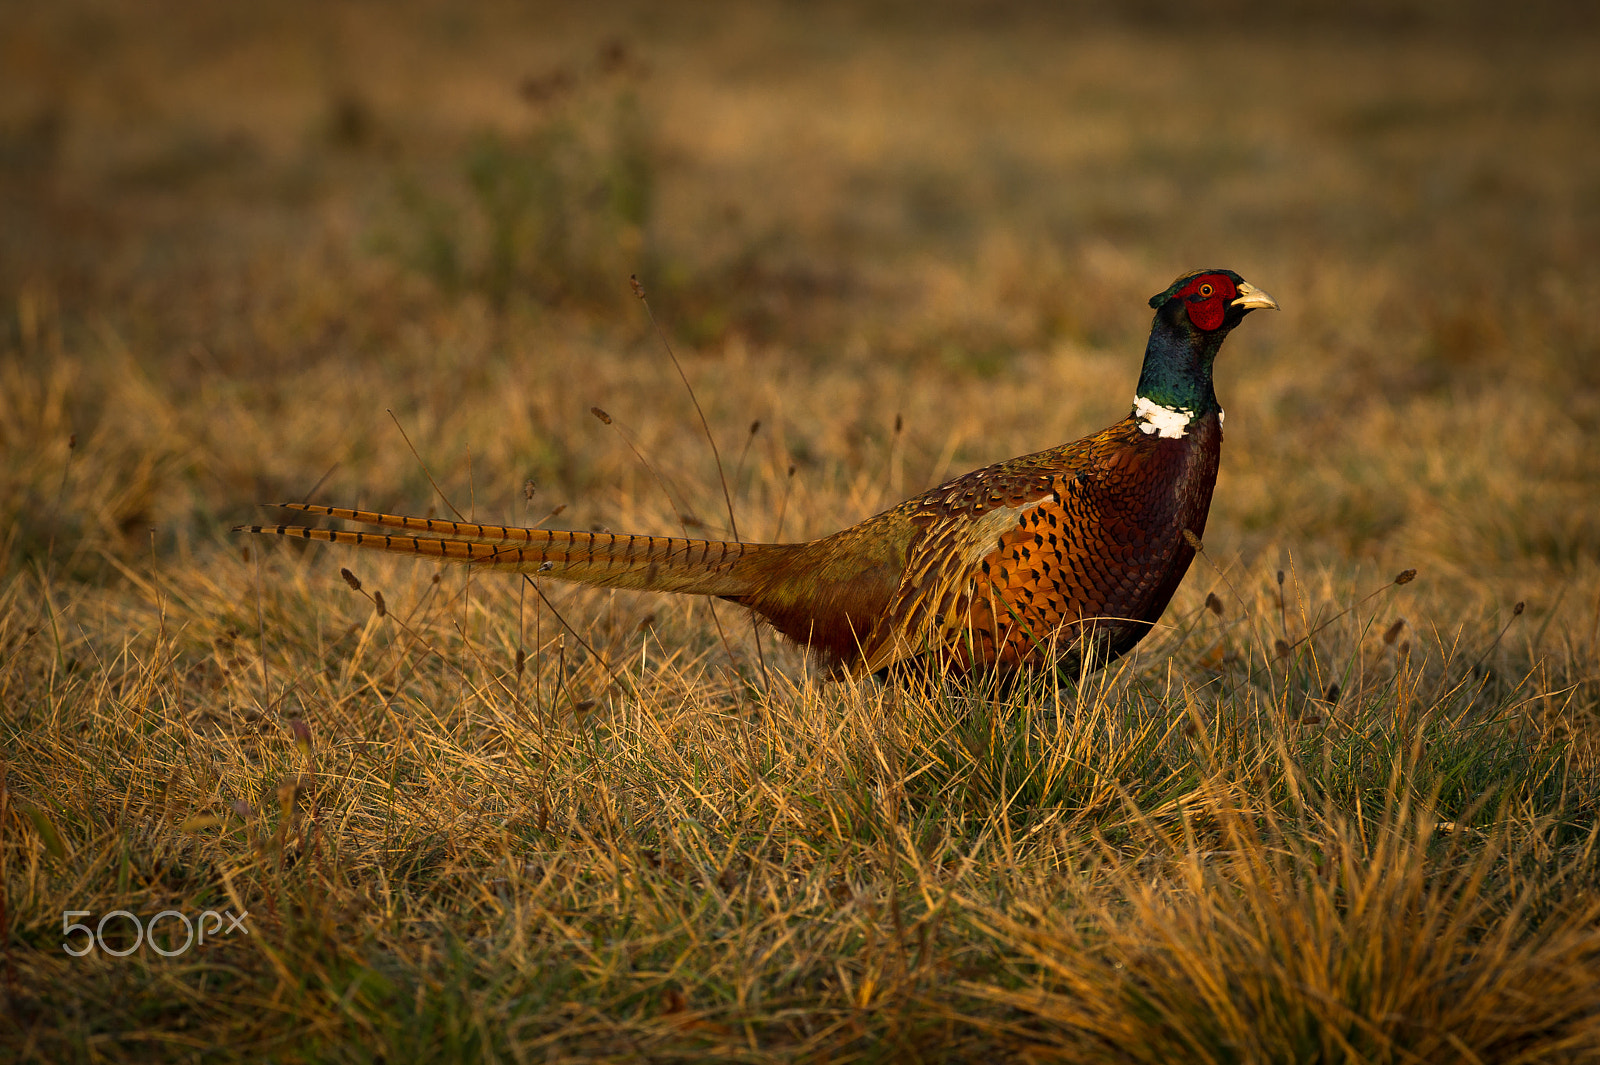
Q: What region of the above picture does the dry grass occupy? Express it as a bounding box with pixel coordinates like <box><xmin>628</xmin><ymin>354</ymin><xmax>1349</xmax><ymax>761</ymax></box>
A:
<box><xmin>4</xmin><ymin>1</ymin><xmax>1600</xmax><ymax>1060</ymax></box>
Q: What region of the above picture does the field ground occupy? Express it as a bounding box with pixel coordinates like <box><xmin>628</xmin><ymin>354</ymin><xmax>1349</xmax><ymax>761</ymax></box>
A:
<box><xmin>4</xmin><ymin>1</ymin><xmax>1600</xmax><ymax>1060</ymax></box>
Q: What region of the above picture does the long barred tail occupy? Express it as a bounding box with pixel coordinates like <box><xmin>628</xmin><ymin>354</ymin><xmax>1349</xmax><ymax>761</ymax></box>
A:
<box><xmin>234</xmin><ymin>503</ymin><xmax>782</xmax><ymax>597</ymax></box>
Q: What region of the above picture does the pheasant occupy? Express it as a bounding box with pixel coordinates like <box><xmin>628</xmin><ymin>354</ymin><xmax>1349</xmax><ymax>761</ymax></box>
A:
<box><xmin>237</xmin><ymin>269</ymin><xmax>1276</xmax><ymax>678</ymax></box>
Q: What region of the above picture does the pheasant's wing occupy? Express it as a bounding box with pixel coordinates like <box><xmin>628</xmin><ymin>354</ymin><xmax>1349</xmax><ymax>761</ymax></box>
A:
<box><xmin>855</xmin><ymin>449</ymin><xmax>1087</xmax><ymax>674</ymax></box>
<box><xmin>956</xmin><ymin>479</ymin><xmax>1131</xmax><ymax>670</ymax></box>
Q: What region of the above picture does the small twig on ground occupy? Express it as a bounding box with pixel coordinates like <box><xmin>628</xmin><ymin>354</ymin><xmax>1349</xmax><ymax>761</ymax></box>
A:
<box><xmin>388</xmin><ymin>408</ymin><xmax>466</xmax><ymax>521</ymax></box>
<box><xmin>630</xmin><ymin>273</ymin><xmax>771</xmax><ymax>691</ymax></box>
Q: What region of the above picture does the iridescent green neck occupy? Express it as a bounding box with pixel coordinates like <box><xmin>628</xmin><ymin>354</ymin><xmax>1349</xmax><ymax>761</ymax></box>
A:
<box><xmin>1134</xmin><ymin>309</ymin><xmax>1225</xmax><ymax>417</ymax></box>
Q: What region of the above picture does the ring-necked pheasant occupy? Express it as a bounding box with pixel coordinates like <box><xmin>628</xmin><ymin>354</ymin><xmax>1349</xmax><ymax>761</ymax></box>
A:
<box><xmin>237</xmin><ymin>269</ymin><xmax>1276</xmax><ymax>678</ymax></box>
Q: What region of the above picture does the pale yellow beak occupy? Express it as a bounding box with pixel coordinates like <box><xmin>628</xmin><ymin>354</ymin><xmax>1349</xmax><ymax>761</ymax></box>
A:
<box><xmin>1232</xmin><ymin>281</ymin><xmax>1280</xmax><ymax>312</ymax></box>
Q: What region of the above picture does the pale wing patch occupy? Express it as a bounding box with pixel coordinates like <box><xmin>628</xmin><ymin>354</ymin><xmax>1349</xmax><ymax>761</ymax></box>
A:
<box><xmin>961</xmin><ymin>504</ymin><xmax>1033</xmax><ymax>565</ymax></box>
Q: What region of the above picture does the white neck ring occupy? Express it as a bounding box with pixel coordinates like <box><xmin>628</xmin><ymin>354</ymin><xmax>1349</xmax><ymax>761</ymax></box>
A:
<box><xmin>1134</xmin><ymin>396</ymin><xmax>1194</xmax><ymax>438</ymax></box>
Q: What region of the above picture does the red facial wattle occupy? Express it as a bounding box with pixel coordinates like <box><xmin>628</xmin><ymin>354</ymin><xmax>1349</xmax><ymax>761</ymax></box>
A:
<box><xmin>1179</xmin><ymin>274</ymin><xmax>1238</xmax><ymax>332</ymax></box>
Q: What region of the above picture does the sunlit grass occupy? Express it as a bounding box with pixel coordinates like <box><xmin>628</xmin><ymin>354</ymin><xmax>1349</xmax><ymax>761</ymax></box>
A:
<box><xmin>5</xmin><ymin>517</ymin><xmax>1596</xmax><ymax>1059</ymax></box>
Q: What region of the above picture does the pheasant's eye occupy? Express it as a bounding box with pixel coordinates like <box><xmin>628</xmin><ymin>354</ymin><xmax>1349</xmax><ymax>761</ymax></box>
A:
<box><xmin>1198</xmin><ymin>283</ymin><xmax>1214</xmax><ymax>297</ymax></box>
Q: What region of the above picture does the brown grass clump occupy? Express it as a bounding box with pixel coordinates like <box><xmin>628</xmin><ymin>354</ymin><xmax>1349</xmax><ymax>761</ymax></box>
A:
<box><xmin>968</xmin><ymin>803</ymin><xmax>1600</xmax><ymax>1063</ymax></box>
<box><xmin>4</xmin><ymin>1</ymin><xmax>1599</xmax><ymax>1060</ymax></box>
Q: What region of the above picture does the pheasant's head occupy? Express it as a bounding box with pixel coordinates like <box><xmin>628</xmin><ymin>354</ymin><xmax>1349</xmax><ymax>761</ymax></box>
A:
<box><xmin>1134</xmin><ymin>269</ymin><xmax>1278</xmax><ymax>434</ymax></box>
<box><xmin>1148</xmin><ymin>269</ymin><xmax>1279</xmax><ymax>334</ymax></box>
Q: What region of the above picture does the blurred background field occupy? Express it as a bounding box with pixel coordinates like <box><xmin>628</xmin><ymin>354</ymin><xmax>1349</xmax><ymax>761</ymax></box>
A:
<box><xmin>4</xmin><ymin>1</ymin><xmax>1600</xmax><ymax>1060</ymax></box>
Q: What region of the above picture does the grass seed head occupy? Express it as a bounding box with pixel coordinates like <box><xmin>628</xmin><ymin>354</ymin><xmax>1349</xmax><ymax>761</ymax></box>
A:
<box><xmin>1383</xmin><ymin>619</ymin><xmax>1406</xmax><ymax>645</ymax></box>
<box><xmin>591</xmin><ymin>406</ymin><xmax>612</xmax><ymax>425</ymax></box>
<box><xmin>1205</xmin><ymin>592</ymin><xmax>1223</xmax><ymax>616</ymax></box>
<box><xmin>1395</xmin><ymin>568</ymin><xmax>1417</xmax><ymax>585</ymax></box>
<box><xmin>373</xmin><ymin>590</ymin><xmax>387</xmax><ymax>617</ymax></box>
<box><xmin>289</xmin><ymin>718</ymin><xmax>313</xmax><ymax>754</ymax></box>
<box><xmin>1182</xmin><ymin>529</ymin><xmax>1203</xmax><ymax>551</ymax></box>
<box><xmin>340</xmin><ymin>567</ymin><xmax>362</xmax><ymax>591</ymax></box>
